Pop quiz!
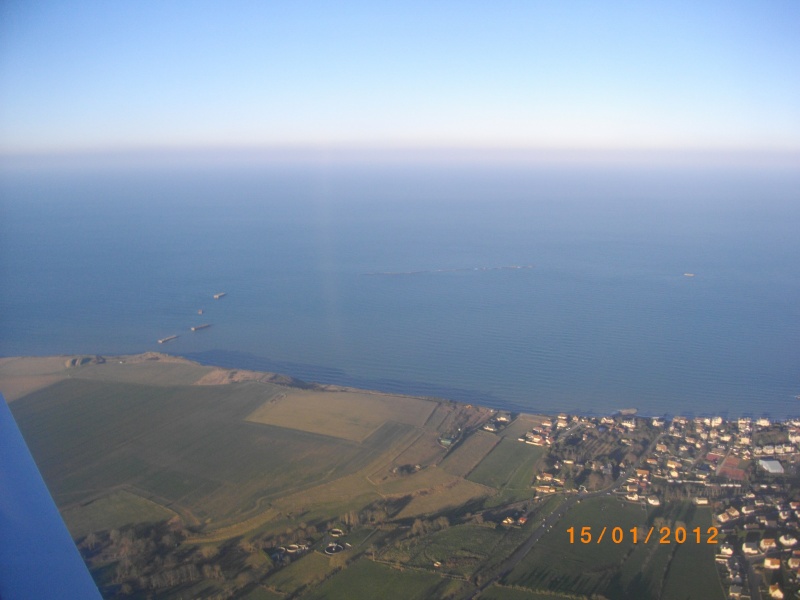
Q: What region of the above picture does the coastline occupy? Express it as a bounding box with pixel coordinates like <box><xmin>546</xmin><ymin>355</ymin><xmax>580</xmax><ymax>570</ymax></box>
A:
<box><xmin>1</xmin><ymin>351</ymin><xmax>797</xmax><ymax>424</ymax></box>
<box><xmin>4</xmin><ymin>351</ymin><xmax>799</xmax><ymax>600</ymax></box>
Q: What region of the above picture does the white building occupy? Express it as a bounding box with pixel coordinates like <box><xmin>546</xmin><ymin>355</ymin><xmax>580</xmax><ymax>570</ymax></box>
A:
<box><xmin>758</xmin><ymin>459</ymin><xmax>784</xmax><ymax>474</ymax></box>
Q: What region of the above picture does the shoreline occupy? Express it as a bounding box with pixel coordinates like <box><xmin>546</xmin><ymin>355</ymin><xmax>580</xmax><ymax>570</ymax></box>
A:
<box><xmin>4</xmin><ymin>351</ymin><xmax>799</xmax><ymax>600</ymax></box>
<box><xmin>1</xmin><ymin>351</ymin><xmax>797</xmax><ymax>424</ymax></box>
<box><xmin>176</xmin><ymin>351</ymin><xmax>799</xmax><ymax>422</ymax></box>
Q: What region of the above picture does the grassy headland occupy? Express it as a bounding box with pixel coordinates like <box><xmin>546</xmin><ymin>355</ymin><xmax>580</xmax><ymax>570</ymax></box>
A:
<box><xmin>0</xmin><ymin>353</ymin><xmax>749</xmax><ymax>599</ymax></box>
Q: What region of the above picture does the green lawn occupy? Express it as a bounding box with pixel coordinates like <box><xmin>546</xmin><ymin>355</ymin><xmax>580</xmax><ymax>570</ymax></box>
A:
<box><xmin>61</xmin><ymin>490</ymin><xmax>175</xmax><ymax>538</ymax></box>
<box><xmin>4</xmin><ymin>360</ymin><xmax>726</xmax><ymax>600</ymax></box>
<box><xmin>440</xmin><ymin>430</ymin><xmax>500</xmax><ymax>477</ymax></box>
<box><xmin>660</xmin><ymin>507</ymin><xmax>725</xmax><ymax>600</ymax></box>
<box><xmin>381</xmin><ymin>523</ymin><xmax>508</xmax><ymax>578</ymax></box>
<box><xmin>10</xmin><ymin>379</ymin><xmax>415</xmax><ymax>526</ymax></box>
<box><xmin>263</xmin><ymin>551</ymin><xmax>339</xmax><ymax>594</ymax></box>
<box><xmin>502</xmin><ymin>498</ymin><xmax>723</xmax><ymax>600</ymax></box>
<box><xmin>479</xmin><ymin>584</ymin><xmax>576</xmax><ymax>599</ymax></box>
<box><xmin>238</xmin><ymin>586</ymin><xmax>285</xmax><ymax>600</ymax></box>
<box><xmin>504</xmin><ymin>496</ymin><xmax>650</xmax><ymax>598</ymax></box>
<box><xmin>302</xmin><ymin>559</ymin><xmax>465</xmax><ymax>600</ymax></box>
<box><xmin>480</xmin><ymin>495</ymin><xmax>565</xmax><ymax>575</ymax></box>
<box><xmin>72</xmin><ymin>359</ymin><xmax>218</xmax><ymax>386</ymax></box>
<box><xmin>468</xmin><ymin>439</ymin><xmax>545</xmax><ymax>499</ymax></box>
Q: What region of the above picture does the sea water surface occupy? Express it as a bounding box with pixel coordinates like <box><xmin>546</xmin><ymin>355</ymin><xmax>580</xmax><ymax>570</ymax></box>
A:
<box><xmin>1</xmin><ymin>160</ymin><xmax>799</xmax><ymax>418</ymax></box>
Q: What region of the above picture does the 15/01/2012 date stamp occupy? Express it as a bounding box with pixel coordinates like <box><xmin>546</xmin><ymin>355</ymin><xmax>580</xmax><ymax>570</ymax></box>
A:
<box><xmin>566</xmin><ymin>526</ymin><xmax>718</xmax><ymax>545</ymax></box>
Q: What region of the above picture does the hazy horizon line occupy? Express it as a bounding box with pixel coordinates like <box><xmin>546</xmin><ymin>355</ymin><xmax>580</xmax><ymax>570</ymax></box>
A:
<box><xmin>2</xmin><ymin>143</ymin><xmax>799</xmax><ymax>171</ymax></box>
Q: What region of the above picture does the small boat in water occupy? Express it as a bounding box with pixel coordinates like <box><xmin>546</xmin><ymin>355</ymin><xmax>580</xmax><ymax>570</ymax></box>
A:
<box><xmin>213</xmin><ymin>292</ymin><xmax>226</xmax><ymax>299</ymax></box>
<box><xmin>158</xmin><ymin>335</ymin><xmax>178</xmax><ymax>344</ymax></box>
<box><xmin>191</xmin><ymin>324</ymin><xmax>211</xmax><ymax>332</ymax></box>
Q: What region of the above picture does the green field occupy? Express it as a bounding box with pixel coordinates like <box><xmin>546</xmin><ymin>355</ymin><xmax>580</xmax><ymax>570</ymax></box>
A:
<box><xmin>659</xmin><ymin>507</ymin><xmax>725</xmax><ymax>600</ymax></box>
<box><xmin>479</xmin><ymin>495</ymin><xmax>565</xmax><ymax>575</ymax></box>
<box><xmin>479</xmin><ymin>584</ymin><xmax>576</xmax><ymax>600</ymax></box>
<box><xmin>239</xmin><ymin>587</ymin><xmax>284</xmax><ymax>600</ymax></box>
<box><xmin>505</xmin><ymin>496</ymin><xmax>645</xmax><ymax>596</ymax></box>
<box><xmin>72</xmin><ymin>358</ymin><xmax>215</xmax><ymax>386</ymax></box>
<box><xmin>302</xmin><ymin>558</ymin><xmax>467</xmax><ymax>600</ymax></box>
<box><xmin>61</xmin><ymin>490</ymin><xmax>176</xmax><ymax>538</ymax></box>
<box><xmin>468</xmin><ymin>438</ymin><xmax>546</xmax><ymax>499</ymax></box>
<box><xmin>497</xmin><ymin>415</ymin><xmax>547</xmax><ymax>440</ymax></box>
<box><xmin>7</xmin><ymin>358</ymin><xmax>498</xmax><ymax>545</ymax></box>
<box><xmin>1</xmin><ymin>356</ymin><xmax>726</xmax><ymax>600</ymax></box>
<box><xmin>440</xmin><ymin>430</ymin><xmax>500</xmax><ymax>477</ymax></box>
<box><xmin>10</xmin><ymin>378</ymin><xmax>421</xmax><ymax>528</ymax></box>
<box><xmin>502</xmin><ymin>497</ymin><xmax>723</xmax><ymax>600</ymax></box>
<box><xmin>382</xmin><ymin>522</ymin><xmax>508</xmax><ymax>578</ymax></box>
<box><xmin>263</xmin><ymin>551</ymin><xmax>340</xmax><ymax>594</ymax></box>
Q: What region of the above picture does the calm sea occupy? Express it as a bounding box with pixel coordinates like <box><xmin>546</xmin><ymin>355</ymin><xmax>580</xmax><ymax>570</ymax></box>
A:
<box><xmin>2</xmin><ymin>160</ymin><xmax>799</xmax><ymax>419</ymax></box>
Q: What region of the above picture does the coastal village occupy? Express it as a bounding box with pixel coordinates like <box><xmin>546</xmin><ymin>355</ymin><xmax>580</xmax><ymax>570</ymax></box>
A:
<box><xmin>492</xmin><ymin>410</ymin><xmax>800</xmax><ymax>600</ymax></box>
<box><xmin>3</xmin><ymin>354</ymin><xmax>799</xmax><ymax>600</ymax></box>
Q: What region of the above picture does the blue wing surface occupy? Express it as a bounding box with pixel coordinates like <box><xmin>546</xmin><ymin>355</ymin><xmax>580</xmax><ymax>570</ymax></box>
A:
<box><xmin>0</xmin><ymin>393</ymin><xmax>102</xmax><ymax>599</ymax></box>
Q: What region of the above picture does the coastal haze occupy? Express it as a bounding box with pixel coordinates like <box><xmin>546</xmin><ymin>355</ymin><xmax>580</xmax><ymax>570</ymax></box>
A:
<box><xmin>3</xmin><ymin>2</ymin><xmax>800</xmax><ymax>599</ymax></box>
<box><xmin>3</xmin><ymin>3</ymin><xmax>799</xmax><ymax>420</ymax></box>
<box><xmin>2</xmin><ymin>158</ymin><xmax>799</xmax><ymax>418</ymax></box>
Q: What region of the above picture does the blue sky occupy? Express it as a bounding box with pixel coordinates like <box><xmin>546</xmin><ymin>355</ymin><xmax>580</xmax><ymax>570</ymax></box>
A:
<box><xmin>1</xmin><ymin>1</ymin><xmax>799</xmax><ymax>156</ymax></box>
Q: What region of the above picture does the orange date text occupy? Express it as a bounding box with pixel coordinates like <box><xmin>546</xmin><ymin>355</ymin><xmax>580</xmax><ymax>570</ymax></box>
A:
<box><xmin>566</xmin><ymin>525</ymin><xmax>718</xmax><ymax>545</ymax></box>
